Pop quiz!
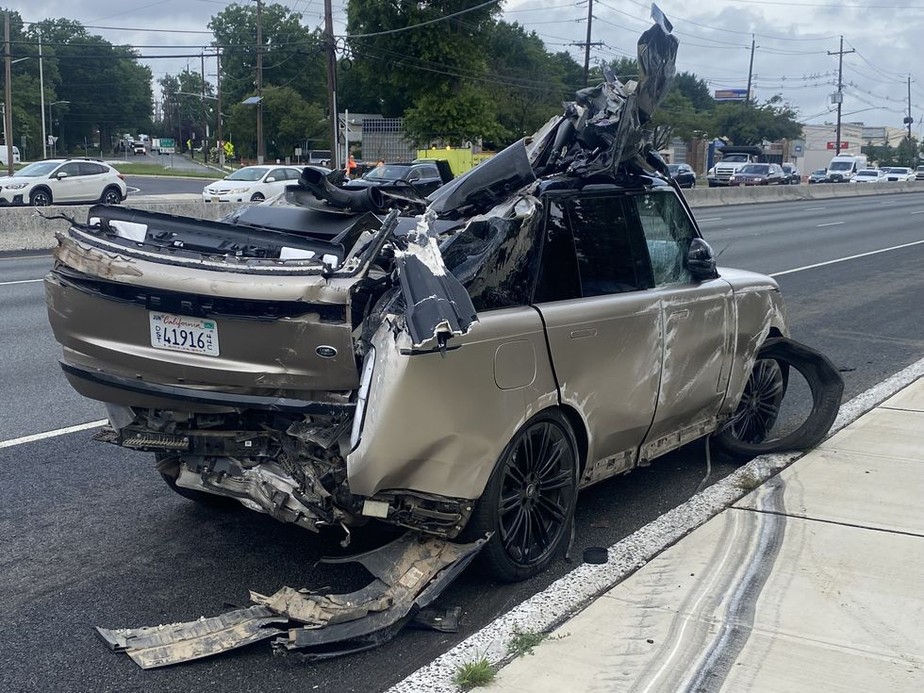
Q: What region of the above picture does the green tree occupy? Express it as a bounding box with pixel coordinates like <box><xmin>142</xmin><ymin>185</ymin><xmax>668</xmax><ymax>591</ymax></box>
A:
<box><xmin>30</xmin><ymin>17</ymin><xmax>152</xmax><ymax>154</ymax></box>
<box><xmin>345</xmin><ymin>0</ymin><xmax>501</xmax><ymax>131</ymax></box>
<box><xmin>482</xmin><ymin>22</ymin><xmax>582</xmax><ymax>147</ymax></box>
<box><xmin>208</xmin><ymin>3</ymin><xmax>326</xmax><ymax>107</ymax></box>
<box><xmin>225</xmin><ymin>85</ymin><xmax>326</xmax><ymax>161</ymax></box>
<box><xmin>711</xmin><ymin>96</ymin><xmax>802</xmax><ymax>146</ymax></box>
<box><xmin>895</xmin><ymin>135</ymin><xmax>919</xmax><ymax>168</ymax></box>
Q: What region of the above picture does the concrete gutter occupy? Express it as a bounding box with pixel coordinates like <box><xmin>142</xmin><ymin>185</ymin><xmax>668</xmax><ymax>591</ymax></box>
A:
<box><xmin>1</xmin><ymin>182</ymin><xmax>921</xmax><ymax>253</ymax></box>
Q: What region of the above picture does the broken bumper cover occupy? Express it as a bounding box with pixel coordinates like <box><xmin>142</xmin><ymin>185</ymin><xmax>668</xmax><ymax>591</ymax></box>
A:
<box><xmin>96</xmin><ymin>532</ymin><xmax>486</xmax><ymax>667</ymax></box>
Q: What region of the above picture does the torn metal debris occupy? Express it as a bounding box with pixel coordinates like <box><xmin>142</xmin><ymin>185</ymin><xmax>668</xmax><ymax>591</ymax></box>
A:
<box><xmin>97</xmin><ymin>533</ymin><xmax>485</xmax><ymax>667</ymax></box>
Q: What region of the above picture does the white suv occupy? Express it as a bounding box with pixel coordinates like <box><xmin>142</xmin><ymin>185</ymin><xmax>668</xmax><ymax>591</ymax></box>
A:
<box><xmin>0</xmin><ymin>159</ymin><xmax>127</xmax><ymax>206</ymax></box>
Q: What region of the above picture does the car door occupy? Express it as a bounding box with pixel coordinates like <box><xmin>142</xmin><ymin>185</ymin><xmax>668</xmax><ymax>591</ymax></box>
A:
<box><xmin>628</xmin><ymin>190</ymin><xmax>734</xmax><ymax>462</ymax></box>
<box><xmin>533</xmin><ymin>192</ymin><xmax>662</xmax><ymax>484</ymax></box>
<box><xmin>79</xmin><ymin>162</ymin><xmax>108</xmax><ymax>200</ymax></box>
<box><xmin>263</xmin><ymin>168</ymin><xmax>290</xmax><ymax>197</ymax></box>
<box><xmin>411</xmin><ymin>164</ymin><xmax>443</xmax><ymax>195</ymax></box>
<box><xmin>52</xmin><ymin>162</ymin><xmax>84</xmax><ymax>202</ymax></box>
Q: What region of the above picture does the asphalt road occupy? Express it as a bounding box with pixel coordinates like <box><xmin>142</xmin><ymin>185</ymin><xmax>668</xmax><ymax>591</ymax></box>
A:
<box><xmin>2</xmin><ymin>193</ymin><xmax>924</xmax><ymax>693</ymax></box>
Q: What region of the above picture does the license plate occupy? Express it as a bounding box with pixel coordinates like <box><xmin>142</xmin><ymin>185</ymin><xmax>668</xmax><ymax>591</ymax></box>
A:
<box><xmin>149</xmin><ymin>311</ymin><xmax>220</xmax><ymax>357</ymax></box>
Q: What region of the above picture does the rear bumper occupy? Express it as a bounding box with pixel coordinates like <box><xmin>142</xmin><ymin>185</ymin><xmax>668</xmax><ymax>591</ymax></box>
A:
<box><xmin>61</xmin><ymin>361</ymin><xmax>355</xmax><ymax>415</ymax></box>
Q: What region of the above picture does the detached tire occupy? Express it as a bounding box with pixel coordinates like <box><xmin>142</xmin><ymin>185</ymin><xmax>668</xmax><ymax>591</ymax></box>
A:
<box><xmin>714</xmin><ymin>337</ymin><xmax>844</xmax><ymax>461</ymax></box>
<box><xmin>464</xmin><ymin>410</ymin><xmax>579</xmax><ymax>582</ymax></box>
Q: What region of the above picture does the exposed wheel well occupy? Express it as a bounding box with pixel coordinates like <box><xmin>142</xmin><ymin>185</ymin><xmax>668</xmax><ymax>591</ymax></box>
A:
<box><xmin>556</xmin><ymin>404</ymin><xmax>589</xmax><ymax>477</ymax></box>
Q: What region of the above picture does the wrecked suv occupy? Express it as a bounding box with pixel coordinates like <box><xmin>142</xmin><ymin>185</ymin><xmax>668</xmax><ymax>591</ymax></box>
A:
<box><xmin>45</xmin><ymin>11</ymin><xmax>841</xmax><ymax>586</ymax></box>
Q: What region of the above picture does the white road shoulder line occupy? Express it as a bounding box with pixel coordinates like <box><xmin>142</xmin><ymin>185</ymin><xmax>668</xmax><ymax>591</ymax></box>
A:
<box><xmin>0</xmin><ymin>278</ymin><xmax>44</xmax><ymax>286</ymax></box>
<box><xmin>910</xmin><ymin>210</ymin><xmax>924</xmax><ymax>215</ymax></box>
<box><xmin>769</xmin><ymin>237</ymin><xmax>924</xmax><ymax>278</ymax></box>
<box><xmin>388</xmin><ymin>355</ymin><xmax>924</xmax><ymax>693</ymax></box>
<box><xmin>0</xmin><ymin>419</ymin><xmax>107</xmax><ymax>449</ymax></box>
<box><xmin>815</xmin><ymin>221</ymin><xmax>844</xmax><ymax>227</ymax></box>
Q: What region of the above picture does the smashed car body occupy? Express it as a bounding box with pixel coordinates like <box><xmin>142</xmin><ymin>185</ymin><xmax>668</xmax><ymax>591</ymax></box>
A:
<box><xmin>45</xmin><ymin>6</ymin><xmax>842</xmax><ymax>665</ymax></box>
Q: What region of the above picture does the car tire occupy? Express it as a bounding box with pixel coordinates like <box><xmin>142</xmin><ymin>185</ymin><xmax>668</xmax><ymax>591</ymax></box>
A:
<box><xmin>689</xmin><ymin>179</ymin><xmax>696</xmax><ymax>189</ymax></box>
<box><xmin>29</xmin><ymin>188</ymin><xmax>52</xmax><ymax>206</ymax></box>
<box><xmin>157</xmin><ymin>456</ymin><xmax>241</xmax><ymax>509</ymax></box>
<box><xmin>101</xmin><ymin>186</ymin><xmax>122</xmax><ymax>205</ymax></box>
<box><xmin>463</xmin><ymin>409</ymin><xmax>579</xmax><ymax>582</ymax></box>
<box><xmin>249</xmin><ymin>192</ymin><xmax>265</xmax><ymax>202</ymax></box>
<box><xmin>713</xmin><ymin>338</ymin><xmax>844</xmax><ymax>461</ymax></box>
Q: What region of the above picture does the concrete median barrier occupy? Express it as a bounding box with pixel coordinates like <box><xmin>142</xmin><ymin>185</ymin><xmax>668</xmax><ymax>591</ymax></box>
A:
<box><xmin>1</xmin><ymin>182</ymin><xmax>922</xmax><ymax>252</ymax></box>
<box><xmin>0</xmin><ymin>199</ymin><xmax>239</xmax><ymax>253</ymax></box>
<box><xmin>685</xmin><ymin>180</ymin><xmax>922</xmax><ymax>207</ymax></box>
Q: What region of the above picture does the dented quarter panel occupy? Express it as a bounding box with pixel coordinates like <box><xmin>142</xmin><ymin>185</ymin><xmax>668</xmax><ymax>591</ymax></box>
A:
<box><xmin>717</xmin><ymin>267</ymin><xmax>789</xmax><ymax>415</ymax></box>
<box><xmin>536</xmin><ymin>292</ymin><xmax>662</xmax><ymax>473</ymax></box>
<box><xmin>346</xmin><ymin>307</ymin><xmax>558</xmax><ymax>499</ymax></box>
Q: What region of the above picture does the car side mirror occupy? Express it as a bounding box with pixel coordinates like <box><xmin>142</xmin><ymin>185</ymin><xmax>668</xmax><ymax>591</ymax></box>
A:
<box><xmin>265</xmin><ymin>177</ymin><xmax>275</xmax><ymax>183</ymax></box>
<box><xmin>56</xmin><ymin>172</ymin><xmax>68</xmax><ymax>179</ymax></box>
<box><xmin>687</xmin><ymin>238</ymin><xmax>719</xmax><ymax>281</ymax></box>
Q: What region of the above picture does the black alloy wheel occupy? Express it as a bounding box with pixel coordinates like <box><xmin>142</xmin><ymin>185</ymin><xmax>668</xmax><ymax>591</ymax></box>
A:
<box><xmin>30</xmin><ymin>189</ymin><xmax>52</xmax><ymax>206</ymax></box>
<box><xmin>723</xmin><ymin>358</ymin><xmax>785</xmax><ymax>445</ymax></box>
<box><xmin>466</xmin><ymin>410</ymin><xmax>579</xmax><ymax>582</ymax></box>
<box><xmin>102</xmin><ymin>187</ymin><xmax>122</xmax><ymax>205</ymax></box>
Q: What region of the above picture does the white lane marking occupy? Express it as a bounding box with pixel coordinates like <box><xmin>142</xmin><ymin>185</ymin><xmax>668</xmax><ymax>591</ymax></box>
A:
<box><xmin>802</xmin><ymin>206</ymin><xmax>827</xmax><ymax>211</ymax></box>
<box><xmin>910</xmin><ymin>210</ymin><xmax>924</xmax><ymax>215</ymax></box>
<box><xmin>769</xmin><ymin>238</ymin><xmax>924</xmax><ymax>278</ymax></box>
<box><xmin>387</xmin><ymin>354</ymin><xmax>924</xmax><ymax>693</ymax></box>
<box><xmin>815</xmin><ymin>221</ymin><xmax>844</xmax><ymax>227</ymax></box>
<box><xmin>0</xmin><ymin>278</ymin><xmax>43</xmax><ymax>286</ymax></box>
<box><xmin>0</xmin><ymin>419</ymin><xmax>107</xmax><ymax>449</ymax></box>
<box><xmin>697</xmin><ymin>217</ymin><xmax>723</xmax><ymax>222</ymax></box>
<box><xmin>879</xmin><ymin>200</ymin><xmax>898</xmax><ymax>205</ymax></box>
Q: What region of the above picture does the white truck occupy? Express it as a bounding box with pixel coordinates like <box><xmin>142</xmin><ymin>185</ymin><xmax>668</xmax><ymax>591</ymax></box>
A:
<box><xmin>707</xmin><ymin>145</ymin><xmax>763</xmax><ymax>187</ymax></box>
<box><xmin>825</xmin><ymin>154</ymin><xmax>868</xmax><ymax>183</ymax></box>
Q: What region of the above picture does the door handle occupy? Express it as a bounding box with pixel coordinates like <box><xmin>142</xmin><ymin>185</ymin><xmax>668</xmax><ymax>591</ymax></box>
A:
<box><xmin>570</xmin><ymin>328</ymin><xmax>597</xmax><ymax>339</ymax></box>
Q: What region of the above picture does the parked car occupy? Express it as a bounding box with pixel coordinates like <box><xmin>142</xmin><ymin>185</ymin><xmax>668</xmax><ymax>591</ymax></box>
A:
<box><xmin>666</xmin><ymin>162</ymin><xmax>696</xmax><ymax>188</ymax></box>
<box><xmin>728</xmin><ymin>162</ymin><xmax>786</xmax><ymax>186</ymax></box>
<box><xmin>881</xmin><ymin>167</ymin><xmax>916</xmax><ymax>182</ymax></box>
<box><xmin>850</xmin><ymin>168</ymin><xmax>885</xmax><ymax>184</ymax></box>
<box><xmin>202</xmin><ymin>165</ymin><xmax>303</xmax><ymax>203</ymax></box>
<box><xmin>0</xmin><ymin>158</ymin><xmax>126</xmax><ymax>206</ymax></box>
<box><xmin>781</xmin><ymin>162</ymin><xmax>801</xmax><ymax>184</ymax></box>
<box><xmin>807</xmin><ymin>168</ymin><xmax>828</xmax><ymax>184</ymax></box>
<box><xmin>43</xmin><ymin>15</ymin><xmax>841</xmax><ymax>590</ymax></box>
<box><xmin>346</xmin><ymin>161</ymin><xmax>448</xmax><ymax>197</ymax></box>
<box><xmin>916</xmin><ymin>165</ymin><xmax>924</xmax><ymax>181</ymax></box>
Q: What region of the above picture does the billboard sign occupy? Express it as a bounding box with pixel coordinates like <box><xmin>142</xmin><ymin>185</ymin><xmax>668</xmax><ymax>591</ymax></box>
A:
<box><xmin>826</xmin><ymin>141</ymin><xmax>849</xmax><ymax>150</ymax></box>
<box><xmin>714</xmin><ymin>88</ymin><xmax>748</xmax><ymax>102</ymax></box>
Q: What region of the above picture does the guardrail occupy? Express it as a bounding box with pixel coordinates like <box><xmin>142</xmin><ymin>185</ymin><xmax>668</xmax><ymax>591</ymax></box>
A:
<box><xmin>1</xmin><ymin>181</ymin><xmax>922</xmax><ymax>253</ymax></box>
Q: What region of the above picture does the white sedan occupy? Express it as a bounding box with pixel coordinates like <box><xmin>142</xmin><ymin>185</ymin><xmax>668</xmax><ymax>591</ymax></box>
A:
<box><xmin>881</xmin><ymin>167</ymin><xmax>916</xmax><ymax>182</ymax></box>
<box><xmin>850</xmin><ymin>169</ymin><xmax>885</xmax><ymax>183</ymax></box>
<box><xmin>202</xmin><ymin>165</ymin><xmax>303</xmax><ymax>203</ymax></box>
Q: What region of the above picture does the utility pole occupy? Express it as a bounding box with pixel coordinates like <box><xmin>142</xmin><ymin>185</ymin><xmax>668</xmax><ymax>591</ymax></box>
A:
<box><xmin>4</xmin><ymin>13</ymin><xmax>13</xmax><ymax>176</ymax></box>
<box><xmin>574</xmin><ymin>0</ymin><xmax>603</xmax><ymax>86</ymax></box>
<box><xmin>201</xmin><ymin>50</ymin><xmax>208</xmax><ymax>163</ymax></box>
<box><xmin>746</xmin><ymin>34</ymin><xmax>756</xmax><ymax>104</ymax></box>
<box><xmin>828</xmin><ymin>36</ymin><xmax>854</xmax><ymax>156</ymax></box>
<box><xmin>256</xmin><ymin>0</ymin><xmax>265</xmax><ymax>164</ymax></box>
<box><xmin>39</xmin><ymin>27</ymin><xmax>46</xmax><ymax>160</ymax></box>
<box><xmin>216</xmin><ymin>49</ymin><xmax>223</xmax><ymax>167</ymax></box>
<box><xmin>324</xmin><ymin>0</ymin><xmax>339</xmax><ymax>169</ymax></box>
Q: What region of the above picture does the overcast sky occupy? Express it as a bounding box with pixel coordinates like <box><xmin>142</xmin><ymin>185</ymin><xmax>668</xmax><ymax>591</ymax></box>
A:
<box><xmin>5</xmin><ymin>0</ymin><xmax>923</xmax><ymax>135</ymax></box>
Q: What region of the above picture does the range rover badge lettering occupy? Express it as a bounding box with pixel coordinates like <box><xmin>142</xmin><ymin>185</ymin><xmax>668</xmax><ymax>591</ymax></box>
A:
<box><xmin>316</xmin><ymin>346</ymin><xmax>338</xmax><ymax>359</ymax></box>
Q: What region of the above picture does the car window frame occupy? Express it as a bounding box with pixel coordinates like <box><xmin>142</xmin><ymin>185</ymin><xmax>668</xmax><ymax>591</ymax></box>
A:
<box><xmin>624</xmin><ymin>188</ymin><xmax>699</xmax><ymax>287</ymax></box>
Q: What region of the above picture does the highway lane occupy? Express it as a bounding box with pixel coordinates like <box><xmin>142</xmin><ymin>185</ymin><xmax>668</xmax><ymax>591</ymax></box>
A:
<box><xmin>1</xmin><ymin>194</ymin><xmax>924</xmax><ymax>692</ymax></box>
